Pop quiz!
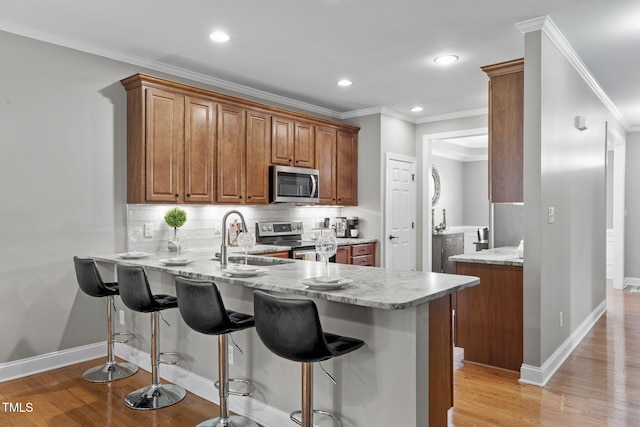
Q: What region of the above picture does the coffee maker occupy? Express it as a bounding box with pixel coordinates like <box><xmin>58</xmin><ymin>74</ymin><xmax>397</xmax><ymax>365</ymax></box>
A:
<box><xmin>335</xmin><ymin>217</ymin><xmax>347</xmax><ymax>237</ymax></box>
<box><xmin>347</xmin><ymin>217</ymin><xmax>359</xmax><ymax>238</ymax></box>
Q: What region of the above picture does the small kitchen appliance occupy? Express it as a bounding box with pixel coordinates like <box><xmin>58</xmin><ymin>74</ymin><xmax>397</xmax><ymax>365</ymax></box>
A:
<box><xmin>335</xmin><ymin>217</ymin><xmax>347</xmax><ymax>238</ymax></box>
<box><xmin>270</xmin><ymin>165</ymin><xmax>319</xmax><ymax>204</ymax></box>
<box><xmin>347</xmin><ymin>217</ymin><xmax>359</xmax><ymax>238</ymax></box>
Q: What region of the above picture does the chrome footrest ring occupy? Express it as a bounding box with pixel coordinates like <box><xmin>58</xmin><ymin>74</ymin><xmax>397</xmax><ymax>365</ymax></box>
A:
<box><xmin>290</xmin><ymin>409</ymin><xmax>343</xmax><ymax>426</ymax></box>
<box><xmin>112</xmin><ymin>331</ymin><xmax>134</xmax><ymax>344</ymax></box>
<box><xmin>214</xmin><ymin>378</ymin><xmax>256</xmax><ymax>397</ymax></box>
<box><xmin>158</xmin><ymin>352</ymin><xmax>181</xmax><ymax>365</ymax></box>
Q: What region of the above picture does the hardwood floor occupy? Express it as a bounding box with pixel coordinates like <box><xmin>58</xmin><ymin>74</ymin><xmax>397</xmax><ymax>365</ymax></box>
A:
<box><xmin>450</xmin><ymin>284</ymin><xmax>640</xmax><ymax>426</ymax></box>
<box><xmin>0</xmin><ymin>359</ymin><xmax>252</xmax><ymax>427</ymax></box>
<box><xmin>2</xmin><ymin>284</ymin><xmax>639</xmax><ymax>426</ymax></box>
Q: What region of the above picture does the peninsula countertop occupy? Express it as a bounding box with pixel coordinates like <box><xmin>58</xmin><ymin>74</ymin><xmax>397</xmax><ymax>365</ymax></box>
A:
<box><xmin>449</xmin><ymin>246</ymin><xmax>524</xmax><ymax>267</ymax></box>
<box><xmin>92</xmin><ymin>249</ymin><xmax>479</xmax><ymax>310</ymax></box>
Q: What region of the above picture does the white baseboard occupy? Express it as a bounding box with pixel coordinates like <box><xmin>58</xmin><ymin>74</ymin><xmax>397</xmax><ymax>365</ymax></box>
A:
<box><xmin>0</xmin><ymin>342</ymin><xmax>105</xmax><ymax>383</ymax></box>
<box><xmin>115</xmin><ymin>343</ymin><xmax>297</xmax><ymax>427</ymax></box>
<box><xmin>624</xmin><ymin>277</ymin><xmax>640</xmax><ymax>288</ymax></box>
<box><xmin>519</xmin><ymin>299</ymin><xmax>606</xmax><ymax>386</ymax></box>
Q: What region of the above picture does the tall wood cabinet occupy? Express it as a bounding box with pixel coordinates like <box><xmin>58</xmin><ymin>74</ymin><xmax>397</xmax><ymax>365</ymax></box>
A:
<box><xmin>481</xmin><ymin>58</ymin><xmax>524</xmax><ymax>203</ymax></box>
<box><xmin>121</xmin><ymin>74</ymin><xmax>358</xmax><ymax>206</ymax></box>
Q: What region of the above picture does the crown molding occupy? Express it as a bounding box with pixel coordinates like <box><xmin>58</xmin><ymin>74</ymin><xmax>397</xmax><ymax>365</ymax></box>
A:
<box><xmin>515</xmin><ymin>16</ymin><xmax>630</xmax><ymax>131</ymax></box>
<box><xmin>628</xmin><ymin>125</ymin><xmax>640</xmax><ymax>133</ymax></box>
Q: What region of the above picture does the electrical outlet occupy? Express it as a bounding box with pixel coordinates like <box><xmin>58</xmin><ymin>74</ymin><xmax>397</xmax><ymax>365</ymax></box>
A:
<box><xmin>144</xmin><ymin>223</ymin><xmax>153</xmax><ymax>238</ymax></box>
<box><xmin>214</xmin><ymin>221</ymin><xmax>222</xmax><ymax>236</ymax></box>
<box><xmin>559</xmin><ymin>311</ymin><xmax>564</xmax><ymax>328</ymax></box>
<box><xmin>119</xmin><ymin>310</ymin><xmax>125</xmax><ymax>325</ymax></box>
<box><xmin>548</xmin><ymin>207</ymin><xmax>555</xmax><ymax>224</ymax></box>
<box><xmin>228</xmin><ymin>345</ymin><xmax>234</xmax><ymax>365</ymax></box>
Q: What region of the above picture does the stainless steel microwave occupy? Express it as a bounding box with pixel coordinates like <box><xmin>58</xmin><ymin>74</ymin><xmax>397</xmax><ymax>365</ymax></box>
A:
<box><xmin>270</xmin><ymin>165</ymin><xmax>319</xmax><ymax>204</ymax></box>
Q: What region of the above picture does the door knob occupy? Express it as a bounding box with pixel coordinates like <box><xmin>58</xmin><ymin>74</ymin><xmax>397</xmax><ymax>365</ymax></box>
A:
<box><xmin>389</xmin><ymin>235</ymin><xmax>399</xmax><ymax>240</ymax></box>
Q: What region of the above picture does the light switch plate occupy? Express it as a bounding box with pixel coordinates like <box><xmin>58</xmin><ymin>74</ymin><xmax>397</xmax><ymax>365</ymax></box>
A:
<box><xmin>548</xmin><ymin>207</ymin><xmax>555</xmax><ymax>224</ymax></box>
<box><xmin>144</xmin><ymin>223</ymin><xmax>153</xmax><ymax>237</ymax></box>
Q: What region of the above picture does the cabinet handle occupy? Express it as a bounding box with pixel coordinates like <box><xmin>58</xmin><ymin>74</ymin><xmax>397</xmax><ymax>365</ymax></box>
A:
<box><xmin>289</xmin><ymin>159</ymin><xmax>292</xmax><ymax>163</ymax></box>
<box><xmin>295</xmin><ymin>160</ymin><xmax>299</xmax><ymax>163</ymax></box>
<box><xmin>239</xmin><ymin>195</ymin><xmax>243</xmax><ymax>199</ymax></box>
<box><xmin>175</xmin><ymin>194</ymin><xmax>179</xmax><ymax>198</ymax></box>
<box><xmin>248</xmin><ymin>195</ymin><xmax>252</xmax><ymax>199</ymax></box>
<box><xmin>186</xmin><ymin>194</ymin><xmax>191</xmax><ymax>197</ymax></box>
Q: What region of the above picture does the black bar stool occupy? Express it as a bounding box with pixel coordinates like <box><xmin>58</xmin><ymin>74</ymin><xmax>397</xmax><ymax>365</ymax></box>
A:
<box><xmin>117</xmin><ymin>265</ymin><xmax>186</xmax><ymax>410</ymax></box>
<box><xmin>253</xmin><ymin>290</ymin><xmax>364</xmax><ymax>427</ymax></box>
<box><xmin>175</xmin><ymin>277</ymin><xmax>258</xmax><ymax>427</ymax></box>
<box><xmin>73</xmin><ymin>257</ymin><xmax>138</xmax><ymax>382</ymax></box>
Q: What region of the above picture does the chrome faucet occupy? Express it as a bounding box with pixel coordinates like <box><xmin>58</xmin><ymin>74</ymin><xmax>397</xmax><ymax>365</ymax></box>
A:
<box><xmin>220</xmin><ymin>210</ymin><xmax>248</xmax><ymax>268</ymax></box>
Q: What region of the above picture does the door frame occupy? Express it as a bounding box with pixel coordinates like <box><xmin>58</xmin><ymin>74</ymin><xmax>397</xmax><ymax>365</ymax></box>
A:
<box><xmin>384</xmin><ymin>152</ymin><xmax>417</xmax><ymax>269</ymax></box>
<box><xmin>607</xmin><ymin>123</ymin><xmax>625</xmax><ymax>289</ymax></box>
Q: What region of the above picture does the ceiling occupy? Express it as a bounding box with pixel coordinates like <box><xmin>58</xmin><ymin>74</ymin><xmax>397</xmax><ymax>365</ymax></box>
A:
<box><xmin>2</xmin><ymin>0</ymin><xmax>639</xmax><ymax>129</ymax></box>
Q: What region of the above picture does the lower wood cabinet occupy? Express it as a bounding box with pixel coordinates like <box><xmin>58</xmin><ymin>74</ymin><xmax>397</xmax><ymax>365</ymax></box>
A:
<box><xmin>335</xmin><ymin>242</ymin><xmax>376</xmax><ymax>266</ymax></box>
<box><xmin>261</xmin><ymin>251</ymin><xmax>290</xmax><ymax>258</ymax></box>
<box><xmin>453</xmin><ymin>262</ymin><xmax>523</xmax><ymax>371</ymax></box>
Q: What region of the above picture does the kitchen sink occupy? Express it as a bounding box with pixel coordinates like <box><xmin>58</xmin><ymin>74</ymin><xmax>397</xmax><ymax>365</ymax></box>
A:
<box><xmin>211</xmin><ymin>255</ymin><xmax>294</xmax><ymax>266</ymax></box>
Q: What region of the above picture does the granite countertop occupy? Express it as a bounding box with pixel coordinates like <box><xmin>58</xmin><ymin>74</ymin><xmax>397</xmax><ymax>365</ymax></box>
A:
<box><xmin>93</xmin><ymin>249</ymin><xmax>479</xmax><ymax>310</ymax></box>
<box><xmin>448</xmin><ymin>246</ymin><xmax>523</xmax><ymax>267</ymax></box>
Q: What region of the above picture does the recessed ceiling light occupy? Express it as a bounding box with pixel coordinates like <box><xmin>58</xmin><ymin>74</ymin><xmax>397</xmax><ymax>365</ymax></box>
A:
<box><xmin>434</xmin><ymin>55</ymin><xmax>459</xmax><ymax>65</ymax></box>
<box><xmin>337</xmin><ymin>79</ymin><xmax>352</xmax><ymax>87</ymax></box>
<box><xmin>209</xmin><ymin>31</ymin><xmax>230</xmax><ymax>43</ymax></box>
<box><xmin>411</xmin><ymin>106</ymin><xmax>423</xmax><ymax>113</ymax></box>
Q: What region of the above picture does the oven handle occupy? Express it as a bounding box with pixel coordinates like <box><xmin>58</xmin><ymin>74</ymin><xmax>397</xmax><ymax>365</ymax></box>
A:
<box><xmin>310</xmin><ymin>174</ymin><xmax>317</xmax><ymax>198</ymax></box>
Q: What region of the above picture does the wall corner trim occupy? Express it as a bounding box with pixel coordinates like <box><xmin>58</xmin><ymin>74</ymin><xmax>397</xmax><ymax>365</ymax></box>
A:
<box><xmin>0</xmin><ymin>342</ymin><xmax>105</xmax><ymax>383</ymax></box>
<box><xmin>514</xmin><ymin>15</ymin><xmax>630</xmax><ymax>131</ymax></box>
<box><xmin>519</xmin><ymin>299</ymin><xmax>606</xmax><ymax>387</ymax></box>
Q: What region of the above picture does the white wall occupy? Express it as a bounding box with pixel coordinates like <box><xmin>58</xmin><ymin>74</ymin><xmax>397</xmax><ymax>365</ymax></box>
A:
<box><xmin>522</xmin><ymin>29</ymin><xmax>620</xmax><ymax>370</ymax></box>
<box><xmin>624</xmin><ymin>132</ymin><xmax>640</xmax><ymax>278</ymax></box>
<box><xmin>463</xmin><ymin>160</ymin><xmax>489</xmax><ymax>226</ymax></box>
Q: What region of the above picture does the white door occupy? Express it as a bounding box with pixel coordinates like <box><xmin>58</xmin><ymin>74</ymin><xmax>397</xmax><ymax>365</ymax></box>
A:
<box><xmin>385</xmin><ymin>154</ymin><xmax>416</xmax><ymax>270</ymax></box>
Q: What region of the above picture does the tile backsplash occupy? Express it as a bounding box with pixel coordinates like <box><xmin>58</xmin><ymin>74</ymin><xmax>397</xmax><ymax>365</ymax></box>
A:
<box><xmin>126</xmin><ymin>204</ymin><xmax>345</xmax><ymax>253</ymax></box>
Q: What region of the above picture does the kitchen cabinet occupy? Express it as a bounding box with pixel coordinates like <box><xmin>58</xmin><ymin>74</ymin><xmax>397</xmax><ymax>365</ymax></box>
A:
<box><xmin>481</xmin><ymin>58</ymin><xmax>524</xmax><ymax>203</ymax></box>
<box><xmin>262</xmin><ymin>250</ymin><xmax>290</xmax><ymax>258</ymax></box>
<box><xmin>315</xmin><ymin>125</ymin><xmax>337</xmax><ymax>204</ymax></box>
<box><xmin>216</xmin><ymin>103</ymin><xmax>245</xmax><ymax>203</ymax></box>
<box><xmin>350</xmin><ymin>242</ymin><xmax>376</xmax><ymax>266</ymax></box>
<box><xmin>335</xmin><ymin>245</ymin><xmax>351</xmax><ymax>264</ymax></box>
<box><xmin>122</xmin><ymin>74</ymin><xmax>359</xmax><ymax>206</ymax></box>
<box><xmin>122</xmin><ymin>80</ymin><xmax>215</xmax><ymax>204</ymax></box>
<box><xmin>217</xmin><ymin>106</ymin><xmax>271</xmax><ymax>204</ymax></box>
<box><xmin>271</xmin><ymin>117</ymin><xmax>315</xmax><ymax>168</ymax></box>
<box><xmin>453</xmin><ymin>262</ymin><xmax>523</xmax><ymax>371</ymax></box>
<box><xmin>336</xmin><ymin>130</ymin><xmax>358</xmax><ymax>206</ymax></box>
<box><xmin>432</xmin><ymin>233</ymin><xmax>463</xmax><ymax>273</ymax></box>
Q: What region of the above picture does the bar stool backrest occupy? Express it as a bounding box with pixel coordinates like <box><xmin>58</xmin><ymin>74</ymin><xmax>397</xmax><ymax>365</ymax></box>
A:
<box><xmin>74</xmin><ymin>256</ymin><xmax>117</xmax><ymax>298</ymax></box>
<box><xmin>175</xmin><ymin>277</ymin><xmax>235</xmax><ymax>335</ymax></box>
<box><xmin>253</xmin><ymin>290</ymin><xmax>333</xmax><ymax>363</ymax></box>
<box><xmin>117</xmin><ymin>265</ymin><xmax>157</xmax><ymax>313</ymax></box>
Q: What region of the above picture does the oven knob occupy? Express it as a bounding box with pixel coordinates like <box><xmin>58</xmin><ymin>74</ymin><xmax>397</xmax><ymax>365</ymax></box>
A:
<box><xmin>268</xmin><ymin>226</ymin><xmax>273</xmax><ymax>231</ymax></box>
<box><xmin>262</xmin><ymin>226</ymin><xmax>267</xmax><ymax>232</ymax></box>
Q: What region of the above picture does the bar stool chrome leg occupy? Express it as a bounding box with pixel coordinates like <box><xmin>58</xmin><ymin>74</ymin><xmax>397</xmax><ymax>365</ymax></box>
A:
<box><xmin>124</xmin><ymin>311</ymin><xmax>186</xmax><ymax>410</ymax></box>
<box><xmin>83</xmin><ymin>296</ymin><xmax>138</xmax><ymax>382</ymax></box>
<box><xmin>289</xmin><ymin>363</ymin><xmax>343</xmax><ymax>427</ymax></box>
<box><xmin>197</xmin><ymin>334</ymin><xmax>258</xmax><ymax>427</ymax></box>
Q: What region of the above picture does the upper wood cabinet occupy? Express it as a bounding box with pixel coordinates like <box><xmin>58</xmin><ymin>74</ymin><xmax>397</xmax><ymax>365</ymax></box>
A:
<box><xmin>315</xmin><ymin>125</ymin><xmax>337</xmax><ymax>204</ymax></box>
<box><xmin>123</xmin><ymin>80</ymin><xmax>215</xmax><ymax>204</ymax></box>
<box><xmin>121</xmin><ymin>73</ymin><xmax>358</xmax><ymax>205</ymax></box>
<box><xmin>271</xmin><ymin>116</ymin><xmax>315</xmax><ymax>168</ymax></box>
<box><xmin>336</xmin><ymin>130</ymin><xmax>358</xmax><ymax>206</ymax></box>
<box><xmin>481</xmin><ymin>58</ymin><xmax>524</xmax><ymax>203</ymax></box>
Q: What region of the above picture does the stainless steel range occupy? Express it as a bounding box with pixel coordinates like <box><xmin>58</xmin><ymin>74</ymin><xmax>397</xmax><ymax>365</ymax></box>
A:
<box><xmin>255</xmin><ymin>221</ymin><xmax>327</xmax><ymax>261</ymax></box>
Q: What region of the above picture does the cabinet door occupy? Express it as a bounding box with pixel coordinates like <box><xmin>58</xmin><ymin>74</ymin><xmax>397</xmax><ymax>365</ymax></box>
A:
<box><xmin>246</xmin><ymin>110</ymin><xmax>271</xmax><ymax>204</ymax></box>
<box><xmin>335</xmin><ymin>245</ymin><xmax>351</xmax><ymax>264</ymax></box>
<box><xmin>294</xmin><ymin>121</ymin><xmax>315</xmax><ymax>168</ymax></box>
<box><xmin>145</xmin><ymin>88</ymin><xmax>184</xmax><ymax>202</ymax></box>
<box><xmin>336</xmin><ymin>130</ymin><xmax>358</xmax><ymax>205</ymax></box>
<box><xmin>216</xmin><ymin>103</ymin><xmax>246</xmax><ymax>203</ymax></box>
<box><xmin>485</xmin><ymin>60</ymin><xmax>523</xmax><ymax>203</ymax></box>
<box><xmin>271</xmin><ymin>116</ymin><xmax>294</xmax><ymax>166</ymax></box>
<box><xmin>315</xmin><ymin>126</ymin><xmax>337</xmax><ymax>204</ymax></box>
<box><xmin>184</xmin><ymin>96</ymin><xmax>215</xmax><ymax>203</ymax></box>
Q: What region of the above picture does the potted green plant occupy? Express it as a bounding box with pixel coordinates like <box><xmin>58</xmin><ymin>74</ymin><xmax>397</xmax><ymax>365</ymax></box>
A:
<box><xmin>164</xmin><ymin>207</ymin><xmax>187</xmax><ymax>252</ymax></box>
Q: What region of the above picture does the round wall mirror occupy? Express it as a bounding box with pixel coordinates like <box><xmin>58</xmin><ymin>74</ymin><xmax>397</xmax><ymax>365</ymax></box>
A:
<box><xmin>431</xmin><ymin>166</ymin><xmax>441</xmax><ymax>207</ymax></box>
